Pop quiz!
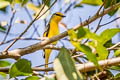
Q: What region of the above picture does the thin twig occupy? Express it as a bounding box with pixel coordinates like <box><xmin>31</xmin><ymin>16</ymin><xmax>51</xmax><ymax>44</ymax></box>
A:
<box><xmin>0</xmin><ymin>37</ymin><xmax>47</xmax><ymax>45</ymax></box>
<box><xmin>32</xmin><ymin>71</ymin><xmax>44</xmax><ymax>77</ymax></box>
<box><xmin>64</xmin><ymin>1</ymin><xmax>76</xmax><ymax>13</ymax></box>
<box><xmin>100</xmin><ymin>17</ymin><xmax>120</xmax><ymax>27</ymax></box>
<box><xmin>35</xmin><ymin>53</ymin><xmax>84</xmax><ymax>68</ymax></box>
<box><xmin>107</xmin><ymin>42</ymin><xmax>120</xmax><ymax>50</ymax></box>
<box><xmin>72</xmin><ymin>54</ymin><xmax>84</xmax><ymax>58</ymax></box>
<box><xmin>36</xmin><ymin>62</ymin><xmax>53</xmax><ymax>67</ymax></box>
<box><xmin>37</xmin><ymin>0</ymin><xmax>41</xmax><ymax>5</ymax></box>
<box><xmin>2</xmin><ymin>10</ymin><xmax>16</xmax><ymax>42</ymax></box>
<box><xmin>91</xmin><ymin>71</ymin><xmax>107</xmax><ymax>80</ymax></box>
<box><xmin>24</xmin><ymin>7</ymin><xmax>40</xmax><ymax>37</ymax></box>
<box><xmin>1</xmin><ymin>57</ymin><xmax>120</xmax><ymax>75</ymax></box>
<box><xmin>3</xmin><ymin>0</ymin><xmax>57</xmax><ymax>52</ymax></box>
<box><xmin>40</xmin><ymin>57</ymin><xmax>120</xmax><ymax>79</ymax></box>
<box><xmin>95</xmin><ymin>2</ymin><xmax>104</xmax><ymax>16</ymax></box>
<box><xmin>1</xmin><ymin>40</ymin><xmax>120</xmax><ymax>59</ymax></box>
<box><xmin>83</xmin><ymin>16</ymin><xmax>91</xmax><ymax>44</ymax></box>
<box><xmin>30</xmin><ymin>25</ymin><xmax>40</xmax><ymax>37</ymax></box>
<box><xmin>1</xmin><ymin>2</ymin><xmax>120</xmax><ymax>59</ymax></box>
<box><xmin>93</xmin><ymin>1</ymin><xmax>104</xmax><ymax>33</ymax></box>
<box><xmin>36</xmin><ymin>0</ymin><xmax>57</xmax><ymax>20</ymax></box>
<box><xmin>94</xmin><ymin>16</ymin><xmax>103</xmax><ymax>33</ymax></box>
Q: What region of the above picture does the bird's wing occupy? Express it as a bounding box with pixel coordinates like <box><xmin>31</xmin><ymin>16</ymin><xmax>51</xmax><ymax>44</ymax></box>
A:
<box><xmin>43</xmin><ymin>23</ymin><xmax>50</xmax><ymax>37</ymax></box>
<box><xmin>43</xmin><ymin>23</ymin><xmax>50</xmax><ymax>58</ymax></box>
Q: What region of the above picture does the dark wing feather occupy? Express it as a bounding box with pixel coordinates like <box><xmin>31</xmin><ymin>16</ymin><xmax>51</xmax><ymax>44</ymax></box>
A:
<box><xmin>43</xmin><ymin>23</ymin><xmax>50</xmax><ymax>37</ymax></box>
<box><xmin>43</xmin><ymin>23</ymin><xmax>50</xmax><ymax>58</ymax></box>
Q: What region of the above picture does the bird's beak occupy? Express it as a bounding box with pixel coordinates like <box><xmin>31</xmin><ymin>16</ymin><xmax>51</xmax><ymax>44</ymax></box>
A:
<box><xmin>62</xmin><ymin>15</ymin><xmax>66</xmax><ymax>17</ymax></box>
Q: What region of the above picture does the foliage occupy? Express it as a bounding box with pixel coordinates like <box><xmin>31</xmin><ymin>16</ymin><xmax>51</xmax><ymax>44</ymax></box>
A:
<box><xmin>9</xmin><ymin>59</ymin><xmax>32</xmax><ymax>78</ymax></box>
<box><xmin>0</xmin><ymin>0</ymin><xmax>120</xmax><ymax>80</ymax></box>
<box><xmin>25</xmin><ymin>76</ymin><xmax>40</xmax><ymax>80</ymax></box>
<box><xmin>54</xmin><ymin>47</ymin><xmax>83</xmax><ymax>80</ymax></box>
<box><xmin>0</xmin><ymin>60</ymin><xmax>11</xmax><ymax>67</ymax></box>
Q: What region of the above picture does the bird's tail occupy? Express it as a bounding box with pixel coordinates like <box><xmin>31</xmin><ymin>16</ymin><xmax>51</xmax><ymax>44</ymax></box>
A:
<box><xmin>44</xmin><ymin>49</ymin><xmax>52</xmax><ymax>74</ymax></box>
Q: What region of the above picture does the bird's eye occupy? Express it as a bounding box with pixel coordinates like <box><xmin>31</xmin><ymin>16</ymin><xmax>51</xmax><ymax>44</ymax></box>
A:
<box><xmin>54</xmin><ymin>13</ymin><xmax>65</xmax><ymax>17</ymax></box>
<box><xmin>55</xmin><ymin>14</ymin><xmax>60</xmax><ymax>16</ymax></box>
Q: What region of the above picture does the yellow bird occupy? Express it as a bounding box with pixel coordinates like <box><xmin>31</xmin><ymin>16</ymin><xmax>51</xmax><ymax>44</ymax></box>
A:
<box><xmin>43</xmin><ymin>12</ymin><xmax>65</xmax><ymax>70</ymax></box>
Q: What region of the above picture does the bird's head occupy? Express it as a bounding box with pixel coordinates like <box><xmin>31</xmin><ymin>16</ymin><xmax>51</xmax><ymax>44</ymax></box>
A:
<box><xmin>51</xmin><ymin>12</ymin><xmax>65</xmax><ymax>23</ymax></box>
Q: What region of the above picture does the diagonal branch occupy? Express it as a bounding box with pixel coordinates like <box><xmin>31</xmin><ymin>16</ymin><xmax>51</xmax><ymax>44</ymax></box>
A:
<box><xmin>1</xmin><ymin>2</ymin><xmax>120</xmax><ymax>59</ymax></box>
<box><xmin>1</xmin><ymin>57</ymin><xmax>120</xmax><ymax>79</ymax></box>
<box><xmin>39</xmin><ymin>57</ymin><xmax>120</xmax><ymax>80</ymax></box>
<box><xmin>2</xmin><ymin>10</ymin><xmax>16</xmax><ymax>42</ymax></box>
<box><xmin>3</xmin><ymin>0</ymin><xmax>57</xmax><ymax>52</ymax></box>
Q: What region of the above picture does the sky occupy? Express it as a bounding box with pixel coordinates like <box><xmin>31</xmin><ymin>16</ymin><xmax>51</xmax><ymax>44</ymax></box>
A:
<box><xmin>0</xmin><ymin>0</ymin><xmax>119</xmax><ymax>77</ymax></box>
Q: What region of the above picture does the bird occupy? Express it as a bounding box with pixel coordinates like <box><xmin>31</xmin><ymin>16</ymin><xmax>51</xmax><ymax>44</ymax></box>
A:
<box><xmin>43</xmin><ymin>12</ymin><xmax>65</xmax><ymax>72</ymax></box>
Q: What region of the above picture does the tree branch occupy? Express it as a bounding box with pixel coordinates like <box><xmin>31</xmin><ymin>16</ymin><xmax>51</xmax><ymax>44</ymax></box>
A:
<box><xmin>3</xmin><ymin>0</ymin><xmax>57</xmax><ymax>52</ymax></box>
<box><xmin>39</xmin><ymin>57</ymin><xmax>120</xmax><ymax>80</ymax></box>
<box><xmin>1</xmin><ymin>2</ymin><xmax>120</xmax><ymax>59</ymax></box>
<box><xmin>1</xmin><ymin>57</ymin><xmax>120</xmax><ymax>79</ymax></box>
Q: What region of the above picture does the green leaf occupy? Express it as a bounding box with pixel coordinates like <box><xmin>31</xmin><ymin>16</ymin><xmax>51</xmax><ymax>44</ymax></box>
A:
<box><xmin>81</xmin><ymin>0</ymin><xmax>103</xmax><ymax>6</ymax></box>
<box><xmin>21</xmin><ymin>0</ymin><xmax>28</xmax><ymax>6</ymax></box>
<box><xmin>25</xmin><ymin>76</ymin><xmax>40</xmax><ymax>80</ymax></box>
<box><xmin>102</xmin><ymin>0</ymin><xmax>120</xmax><ymax>16</ymax></box>
<box><xmin>9</xmin><ymin>59</ymin><xmax>32</xmax><ymax>78</ymax></box>
<box><xmin>104</xmin><ymin>40</ymin><xmax>114</xmax><ymax>48</ymax></box>
<box><xmin>45</xmin><ymin>77</ymin><xmax>56</xmax><ymax>80</ymax></box>
<box><xmin>88</xmin><ymin>41</ymin><xmax>108</xmax><ymax>60</ymax></box>
<box><xmin>0</xmin><ymin>26</ymin><xmax>6</xmax><ymax>32</ymax></box>
<box><xmin>0</xmin><ymin>72</ymin><xmax>7</xmax><ymax>79</ymax></box>
<box><xmin>0</xmin><ymin>7</ymin><xmax>7</xmax><ymax>12</ymax></box>
<box><xmin>68</xmin><ymin>28</ymin><xmax>99</xmax><ymax>65</ymax></box>
<box><xmin>10</xmin><ymin>0</ymin><xmax>28</xmax><ymax>7</ymax></box>
<box><xmin>96</xmin><ymin>43</ymin><xmax>108</xmax><ymax>60</ymax></box>
<box><xmin>54</xmin><ymin>47</ymin><xmax>83</xmax><ymax>80</ymax></box>
<box><xmin>115</xmin><ymin>73</ymin><xmax>120</xmax><ymax>79</ymax></box>
<box><xmin>68</xmin><ymin>29</ymin><xmax>77</xmax><ymax>40</ymax></box>
<box><xmin>0</xmin><ymin>60</ymin><xmax>11</xmax><ymax>67</ymax></box>
<box><xmin>115</xmin><ymin>49</ymin><xmax>120</xmax><ymax>57</ymax></box>
<box><xmin>77</xmin><ymin>27</ymin><xmax>86</xmax><ymax>39</ymax></box>
<box><xmin>0</xmin><ymin>0</ymin><xmax>10</xmax><ymax>8</ymax></box>
<box><xmin>16</xmin><ymin>0</ymin><xmax>28</xmax><ymax>6</ymax></box>
<box><xmin>100</xmin><ymin>28</ymin><xmax>120</xmax><ymax>45</ymax></box>
<box><xmin>68</xmin><ymin>27</ymin><xmax>100</xmax><ymax>41</ymax></box>
<box><xmin>104</xmin><ymin>70</ymin><xmax>114</xmax><ymax>79</ymax></box>
<box><xmin>84</xmin><ymin>29</ymin><xmax>100</xmax><ymax>41</ymax></box>
<box><xmin>108</xmin><ymin>9</ymin><xmax>118</xmax><ymax>16</ymax></box>
<box><xmin>110</xmin><ymin>65</ymin><xmax>120</xmax><ymax>71</ymax></box>
<box><xmin>42</xmin><ymin>0</ymin><xmax>51</xmax><ymax>7</ymax></box>
<box><xmin>76</xmin><ymin>27</ymin><xmax>100</xmax><ymax>41</ymax></box>
<box><xmin>68</xmin><ymin>27</ymin><xmax>109</xmax><ymax>60</ymax></box>
<box><xmin>15</xmin><ymin>0</ymin><xmax>21</xmax><ymax>3</ymax></box>
<box><xmin>74</xmin><ymin>3</ymin><xmax>83</xmax><ymax>8</ymax></box>
<box><xmin>16</xmin><ymin>0</ymin><xmax>28</xmax><ymax>5</ymax></box>
<box><xmin>78</xmin><ymin>44</ymin><xmax>99</xmax><ymax>67</ymax></box>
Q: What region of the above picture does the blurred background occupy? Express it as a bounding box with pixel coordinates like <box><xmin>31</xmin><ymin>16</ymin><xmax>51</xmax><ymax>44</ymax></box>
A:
<box><xmin>0</xmin><ymin>0</ymin><xmax>120</xmax><ymax>79</ymax></box>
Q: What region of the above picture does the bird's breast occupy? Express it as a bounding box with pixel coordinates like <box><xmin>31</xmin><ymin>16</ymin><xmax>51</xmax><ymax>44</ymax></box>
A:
<box><xmin>48</xmin><ymin>21</ymin><xmax>59</xmax><ymax>38</ymax></box>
